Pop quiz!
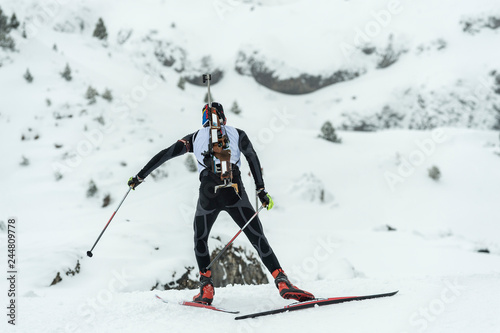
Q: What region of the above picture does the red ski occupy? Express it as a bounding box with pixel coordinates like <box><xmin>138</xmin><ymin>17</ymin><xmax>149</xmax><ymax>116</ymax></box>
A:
<box><xmin>155</xmin><ymin>294</ymin><xmax>239</xmax><ymax>314</ymax></box>
<box><xmin>235</xmin><ymin>290</ymin><xmax>398</xmax><ymax>320</ymax></box>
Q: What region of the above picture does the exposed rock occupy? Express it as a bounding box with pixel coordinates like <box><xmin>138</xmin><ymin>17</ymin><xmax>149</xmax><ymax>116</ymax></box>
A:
<box><xmin>50</xmin><ymin>272</ymin><xmax>62</xmax><ymax>286</ymax></box>
<box><xmin>153</xmin><ymin>40</ymin><xmax>224</xmax><ymax>86</ymax></box>
<box><xmin>235</xmin><ymin>50</ymin><xmax>362</xmax><ymax>95</ymax></box>
<box><xmin>50</xmin><ymin>260</ymin><xmax>80</xmax><ymax>286</ymax></box>
<box><xmin>386</xmin><ymin>225</ymin><xmax>397</xmax><ymax>231</ymax></box>
<box><xmin>160</xmin><ymin>266</ymin><xmax>199</xmax><ymax>290</ymax></box>
<box><xmin>253</xmin><ymin>69</ymin><xmax>361</xmax><ymax>95</ymax></box>
<box><xmin>153</xmin><ymin>40</ymin><xmax>186</xmax><ymax>72</ymax></box>
<box><xmin>183</xmin><ymin>55</ymin><xmax>224</xmax><ymax>86</ymax></box>
<box><xmin>461</xmin><ymin>15</ymin><xmax>500</xmax><ymax>34</ymax></box>
<box><xmin>341</xmin><ymin>106</ymin><xmax>405</xmax><ymax>131</ymax></box>
<box><xmin>65</xmin><ymin>260</ymin><xmax>81</xmax><ymax>276</ymax></box>
<box><xmin>376</xmin><ymin>34</ymin><xmax>408</xmax><ymax>69</ymax></box>
<box><xmin>210</xmin><ymin>244</ymin><xmax>268</xmax><ymax>288</ymax></box>
<box><xmin>290</xmin><ymin>173</ymin><xmax>335</xmax><ymax>204</ymax></box>
<box><xmin>341</xmin><ymin>77</ymin><xmax>500</xmax><ymax>131</ymax></box>
<box><xmin>153</xmin><ymin>243</ymin><xmax>268</xmax><ymax>290</ymax></box>
<box><xmin>184</xmin><ymin>69</ymin><xmax>223</xmax><ymax>86</ymax></box>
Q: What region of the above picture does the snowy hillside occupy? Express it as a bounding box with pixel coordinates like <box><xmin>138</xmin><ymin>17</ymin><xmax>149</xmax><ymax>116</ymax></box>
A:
<box><xmin>1</xmin><ymin>0</ymin><xmax>500</xmax><ymax>332</ymax></box>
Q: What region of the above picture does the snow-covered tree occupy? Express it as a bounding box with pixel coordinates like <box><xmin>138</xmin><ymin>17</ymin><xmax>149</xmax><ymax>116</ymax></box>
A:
<box><xmin>85</xmin><ymin>86</ymin><xmax>99</xmax><ymax>104</ymax></box>
<box><xmin>428</xmin><ymin>166</ymin><xmax>441</xmax><ymax>181</ymax></box>
<box><xmin>20</xmin><ymin>156</ymin><xmax>29</xmax><ymax>166</ymax></box>
<box><xmin>0</xmin><ymin>7</ymin><xmax>9</xmax><ymax>33</ymax></box>
<box><xmin>23</xmin><ymin>68</ymin><xmax>33</xmax><ymax>83</ymax></box>
<box><xmin>9</xmin><ymin>13</ymin><xmax>19</xmax><ymax>30</ymax></box>
<box><xmin>185</xmin><ymin>155</ymin><xmax>197</xmax><ymax>172</ymax></box>
<box><xmin>87</xmin><ymin>180</ymin><xmax>98</xmax><ymax>197</ymax></box>
<box><xmin>102</xmin><ymin>88</ymin><xmax>113</xmax><ymax>102</ymax></box>
<box><xmin>61</xmin><ymin>63</ymin><xmax>72</xmax><ymax>81</ymax></box>
<box><xmin>230</xmin><ymin>101</ymin><xmax>242</xmax><ymax>115</ymax></box>
<box><xmin>93</xmin><ymin>18</ymin><xmax>108</xmax><ymax>41</ymax></box>
<box><xmin>0</xmin><ymin>31</ymin><xmax>14</xmax><ymax>50</ymax></box>
<box><xmin>177</xmin><ymin>77</ymin><xmax>186</xmax><ymax>90</ymax></box>
<box><xmin>0</xmin><ymin>7</ymin><xmax>15</xmax><ymax>50</ymax></box>
<box><xmin>319</xmin><ymin>121</ymin><xmax>342</xmax><ymax>143</ymax></box>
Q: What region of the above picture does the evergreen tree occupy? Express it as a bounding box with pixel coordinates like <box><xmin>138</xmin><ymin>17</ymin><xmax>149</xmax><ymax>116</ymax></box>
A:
<box><xmin>428</xmin><ymin>166</ymin><xmax>441</xmax><ymax>181</ymax></box>
<box><xmin>85</xmin><ymin>86</ymin><xmax>99</xmax><ymax>104</ymax></box>
<box><xmin>102</xmin><ymin>194</ymin><xmax>111</xmax><ymax>208</ymax></box>
<box><xmin>92</xmin><ymin>18</ymin><xmax>108</xmax><ymax>41</ymax></box>
<box><xmin>0</xmin><ymin>7</ymin><xmax>15</xmax><ymax>50</ymax></box>
<box><xmin>20</xmin><ymin>156</ymin><xmax>30</xmax><ymax>166</ymax></box>
<box><xmin>0</xmin><ymin>7</ymin><xmax>9</xmax><ymax>33</ymax></box>
<box><xmin>319</xmin><ymin>121</ymin><xmax>342</xmax><ymax>143</ymax></box>
<box><xmin>230</xmin><ymin>101</ymin><xmax>242</xmax><ymax>115</ymax></box>
<box><xmin>177</xmin><ymin>77</ymin><xmax>186</xmax><ymax>90</ymax></box>
<box><xmin>61</xmin><ymin>63</ymin><xmax>72</xmax><ymax>81</ymax></box>
<box><xmin>9</xmin><ymin>13</ymin><xmax>19</xmax><ymax>30</ymax></box>
<box><xmin>184</xmin><ymin>155</ymin><xmax>197</xmax><ymax>173</ymax></box>
<box><xmin>0</xmin><ymin>32</ymin><xmax>14</xmax><ymax>50</ymax></box>
<box><xmin>87</xmin><ymin>180</ymin><xmax>98</xmax><ymax>197</ymax></box>
<box><xmin>23</xmin><ymin>68</ymin><xmax>33</xmax><ymax>83</ymax></box>
<box><xmin>102</xmin><ymin>88</ymin><xmax>113</xmax><ymax>102</ymax></box>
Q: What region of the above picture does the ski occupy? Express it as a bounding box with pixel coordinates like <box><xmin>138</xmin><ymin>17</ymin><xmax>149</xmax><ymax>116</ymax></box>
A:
<box><xmin>155</xmin><ymin>294</ymin><xmax>239</xmax><ymax>314</ymax></box>
<box><xmin>234</xmin><ymin>290</ymin><xmax>398</xmax><ymax>320</ymax></box>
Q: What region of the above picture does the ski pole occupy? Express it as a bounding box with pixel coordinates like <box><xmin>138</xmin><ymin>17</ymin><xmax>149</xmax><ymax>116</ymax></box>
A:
<box><xmin>87</xmin><ymin>187</ymin><xmax>132</xmax><ymax>257</ymax></box>
<box><xmin>206</xmin><ymin>205</ymin><xmax>265</xmax><ymax>270</ymax></box>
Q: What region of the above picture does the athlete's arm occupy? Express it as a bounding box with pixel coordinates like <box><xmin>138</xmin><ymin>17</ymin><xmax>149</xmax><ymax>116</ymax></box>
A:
<box><xmin>137</xmin><ymin>133</ymin><xmax>195</xmax><ymax>179</ymax></box>
<box><xmin>237</xmin><ymin>129</ymin><xmax>265</xmax><ymax>190</ymax></box>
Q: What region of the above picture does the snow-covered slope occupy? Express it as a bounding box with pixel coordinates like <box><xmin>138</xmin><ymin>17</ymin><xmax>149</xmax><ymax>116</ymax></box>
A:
<box><xmin>1</xmin><ymin>1</ymin><xmax>500</xmax><ymax>332</ymax></box>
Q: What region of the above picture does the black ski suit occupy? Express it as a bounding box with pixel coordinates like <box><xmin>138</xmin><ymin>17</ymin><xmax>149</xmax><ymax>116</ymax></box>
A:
<box><xmin>136</xmin><ymin>126</ymin><xmax>281</xmax><ymax>274</ymax></box>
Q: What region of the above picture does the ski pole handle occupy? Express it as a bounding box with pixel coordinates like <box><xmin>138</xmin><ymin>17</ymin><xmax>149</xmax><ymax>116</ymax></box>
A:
<box><xmin>206</xmin><ymin>205</ymin><xmax>265</xmax><ymax>270</ymax></box>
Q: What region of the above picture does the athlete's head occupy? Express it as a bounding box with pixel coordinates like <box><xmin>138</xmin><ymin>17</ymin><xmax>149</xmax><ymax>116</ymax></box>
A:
<box><xmin>202</xmin><ymin>102</ymin><xmax>226</xmax><ymax>127</ymax></box>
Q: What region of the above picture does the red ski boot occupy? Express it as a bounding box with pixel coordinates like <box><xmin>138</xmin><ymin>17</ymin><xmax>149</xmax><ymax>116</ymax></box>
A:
<box><xmin>193</xmin><ymin>270</ymin><xmax>214</xmax><ymax>305</ymax></box>
<box><xmin>272</xmin><ymin>269</ymin><xmax>315</xmax><ymax>302</ymax></box>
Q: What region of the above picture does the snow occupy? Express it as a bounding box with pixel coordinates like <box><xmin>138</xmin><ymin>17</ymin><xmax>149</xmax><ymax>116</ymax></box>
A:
<box><xmin>1</xmin><ymin>0</ymin><xmax>500</xmax><ymax>332</ymax></box>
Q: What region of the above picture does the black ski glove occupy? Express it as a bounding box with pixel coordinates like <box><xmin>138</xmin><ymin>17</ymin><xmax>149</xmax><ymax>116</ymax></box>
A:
<box><xmin>128</xmin><ymin>176</ymin><xmax>143</xmax><ymax>189</ymax></box>
<box><xmin>257</xmin><ymin>188</ymin><xmax>274</xmax><ymax>210</ymax></box>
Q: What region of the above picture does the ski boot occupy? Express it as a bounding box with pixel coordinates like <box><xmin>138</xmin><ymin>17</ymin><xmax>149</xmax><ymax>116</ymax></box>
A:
<box><xmin>272</xmin><ymin>269</ymin><xmax>315</xmax><ymax>302</ymax></box>
<box><xmin>193</xmin><ymin>270</ymin><xmax>214</xmax><ymax>305</ymax></box>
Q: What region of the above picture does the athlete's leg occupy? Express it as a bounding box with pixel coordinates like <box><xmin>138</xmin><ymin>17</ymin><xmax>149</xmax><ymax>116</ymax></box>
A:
<box><xmin>224</xmin><ymin>190</ymin><xmax>281</xmax><ymax>273</ymax></box>
<box><xmin>193</xmin><ymin>200</ymin><xmax>220</xmax><ymax>272</ymax></box>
